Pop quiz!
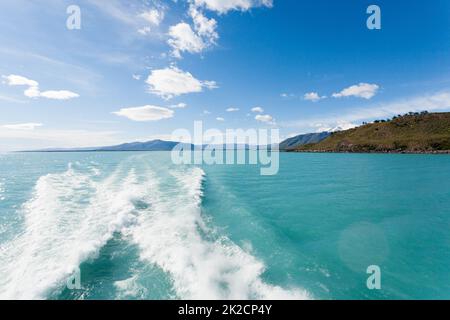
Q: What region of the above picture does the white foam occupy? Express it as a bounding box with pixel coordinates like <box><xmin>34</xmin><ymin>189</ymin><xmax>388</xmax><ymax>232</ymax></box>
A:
<box><xmin>0</xmin><ymin>164</ymin><xmax>147</xmax><ymax>299</ymax></box>
<box><xmin>131</xmin><ymin>166</ymin><xmax>310</xmax><ymax>300</ymax></box>
<box><xmin>114</xmin><ymin>275</ymin><xmax>148</xmax><ymax>299</ymax></box>
<box><xmin>0</xmin><ymin>157</ymin><xmax>311</xmax><ymax>300</ymax></box>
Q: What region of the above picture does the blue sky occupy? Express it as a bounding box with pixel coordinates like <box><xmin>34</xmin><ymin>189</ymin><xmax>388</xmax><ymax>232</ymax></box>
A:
<box><xmin>1</xmin><ymin>0</ymin><xmax>450</xmax><ymax>151</ymax></box>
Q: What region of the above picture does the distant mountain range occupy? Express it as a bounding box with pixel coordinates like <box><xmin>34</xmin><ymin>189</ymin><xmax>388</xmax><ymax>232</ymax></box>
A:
<box><xmin>26</xmin><ymin>132</ymin><xmax>337</xmax><ymax>153</ymax></box>
<box><xmin>29</xmin><ymin>141</ymin><xmax>272</xmax><ymax>152</ymax></box>
<box><xmin>94</xmin><ymin>140</ymin><xmax>187</xmax><ymax>151</ymax></box>
<box><xmin>294</xmin><ymin>112</ymin><xmax>450</xmax><ymax>153</ymax></box>
<box><xmin>279</xmin><ymin>132</ymin><xmax>331</xmax><ymax>150</ymax></box>
<box><xmin>31</xmin><ymin>140</ymin><xmax>190</xmax><ymax>152</ymax></box>
<box><xmin>28</xmin><ymin>112</ymin><xmax>450</xmax><ymax>154</ymax></box>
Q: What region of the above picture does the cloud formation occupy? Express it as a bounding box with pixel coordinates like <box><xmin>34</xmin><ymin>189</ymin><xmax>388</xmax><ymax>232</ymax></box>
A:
<box><xmin>113</xmin><ymin>105</ymin><xmax>174</xmax><ymax>121</ymax></box>
<box><xmin>193</xmin><ymin>0</ymin><xmax>273</xmax><ymax>14</ymax></box>
<box><xmin>140</xmin><ymin>9</ymin><xmax>164</xmax><ymax>26</ymax></box>
<box><xmin>146</xmin><ymin>67</ymin><xmax>217</xmax><ymax>99</ymax></box>
<box><xmin>170</xmin><ymin>103</ymin><xmax>188</xmax><ymax>109</ymax></box>
<box><xmin>189</xmin><ymin>5</ymin><xmax>218</xmax><ymax>41</ymax></box>
<box><xmin>255</xmin><ymin>114</ymin><xmax>274</xmax><ymax>123</ymax></box>
<box><xmin>315</xmin><ymin>121</ymin><xmax>358</xmax><ymax>133</ymax></box>
<box><xmin>168</xmin><ymin>22</ymin><xmax>206</xmax><ymax>58</ymax></box>
<box><xmin>280</xmin><ymin>93</ymin><xmax>296</xmax><ymax>99</ymax></box>
<box><xmin>226</xmin><ymin>107</ymin><xmax>239</xmax><ymax>112</ymax></box>
<box><xmin>167</xmin><ymin>0</ymin><xmax>270</xmax><ymax>58</ymax></box>
<box><xmin>39</xmin><ymin>90</ymin><xmax>80</xmax><ymax>100</ymax></box>
<box><xmin>137</xmin><ymin>8</ymin><xmax>164</xmax><ymax>35</ymax></box>
<box><xmin>2</xmin><ymin>74</ymin><xmax>79</xmax><ymax>100</ymax></box>
<box><xmin>2</xmin><ymin>75</ymin><xmax>38</xmax><ymax>87</ymax></box>
<box><xmin>251</xmin><ymin>107</ymin><xmax>264</xmax><ymax>113</ymax></box>
<box><xmin>304</xmin><ymin>92</ymin><xmax>325</xmax><ymax>102</ymax></box>
<box><xmin>332</xmin><ymin>83</ymin><xmax>379</xmax><ymax>99</ymax></box>
<box><xmin>138</xmin><ymin>27</ymin><xmax>152</xmax><ymax>35</ymax></box>
<box><xmin>167</xmin><ymin>5</ymin><xmax>218</xmax><ymax>58</ymax></box>
<box><xmin>89</xmin><ymin>1</ymin><xmax>165</xmax><ymax>36</ymax></box>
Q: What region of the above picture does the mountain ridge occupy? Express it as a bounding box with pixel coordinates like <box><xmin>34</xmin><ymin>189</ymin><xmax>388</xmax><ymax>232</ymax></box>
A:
<box><xmin>24</xmin><ymin>140</ymin><xmax>273</xmax><ymax>152</ymax></box>
<box><xmin>279</xmin><ymin>132</ymin><xmax>331</xmax><ymax>150</ymax></box>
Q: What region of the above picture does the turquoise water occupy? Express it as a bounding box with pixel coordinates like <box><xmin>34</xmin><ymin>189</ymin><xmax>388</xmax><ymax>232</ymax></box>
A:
<box><xmin>0</xmin><ymin>151</ymin><xmax>450</xmax><ymax>299</ymax></box>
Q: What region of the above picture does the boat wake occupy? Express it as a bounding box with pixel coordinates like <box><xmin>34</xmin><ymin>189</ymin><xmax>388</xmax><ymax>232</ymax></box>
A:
<box><xmin>0</xmin><ymin>157</ymin><xmax>310</xmax><ymax>300</ymax></box>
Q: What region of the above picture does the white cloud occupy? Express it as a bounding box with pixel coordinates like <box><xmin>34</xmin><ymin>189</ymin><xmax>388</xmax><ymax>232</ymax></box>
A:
<box><xmin>4</xmin><ymin>75</ymin><xmax>41</xmax><ymax>99</ymax></box>
<box><xmin>137</xmin><ymin>27</ymin><xmax>152</xmax><ymax>35</ymax></box>
<box><xmin>255</xmin><ymin>114</ymin><xmax>273</xmax><ymax>123</ymax></box>
<box><xmin>87</xmin><ymin>2</ymin><xmax>166</xmax><ymax>38</ymax></box>
<box><xmin>203</xmin><ymin>110</ymin><xmax>211</xmax><ymax>115</ymax></box>
<box><xmin>132</xmin><ymin>74</ymin><xmax>141</xmax><ymax>80</ymax></box>
<box><xmin>304</xmin><ymin>92</ymin><xmax>325</xmax><ymax>102</ymax></box>
<box><xmin>137</xmin><ymin>8</ymin><xmax>164</xmax><ymax>35</ymax></box>
<box><xmin>170</xmin><ymin>103</ymin><xmax>188</xmax><ymax>109</ymax></box>
<box><xmin>113</xmin><ymin>105</ymin><xmax>174</xmax><ymax>122</ymax></box>
<box><xmin>168</xmin><ymin>22</ymin><xmax>206</xmax><ymax>58</ymax></box>
<box><xmin>332</xmin><ymin>83</ymin><xmax>379</xmax><ymax>99</ymax></box>
<box><xmin>331</xmin><ymin>122</ymin><xmax>358</xmax><ymax>132</ymax></box>
<box><xmin>2</xmin><ymin>74</ymin><xmax>79</xmax><ymax>100</ymax></box>
<box><xmin>315</xmin><ymin>122</ymin><xmax>358</xmax><ymax>133</ymax></box>
<box><xmin>281</xmin><ymin>93</ymin><xmax>295</xmax><ymax>99</ymax></box>
<box><xmin>2</xmin><ymin>75</ymin><xmax>38</xmax><ymax>87</ymax></box>
<box><xmin>189</xmin><ymin>5</ymin><xmax>218</xmax><ymax>42</ymax></box>
<box><xmin>140</xmin><ymin>9</ymin><xmax>164</xmax><ymax>26</ymax></box>
<box><xmin>216</xmin><ymin>117</ymin><xmax>225</xmax><ymax>121</ymax></box>
<box><xmin>251</xmin><ymin>107</ymin><xmax>264</xmax><ymax>113</ymax></box>
<box><xmin>193</xmin><ymin>0</ymin><xmax>273</xmax><ymax>14</ymax></box>
<box><xmin>2</xmin><ymin>123</ymin><xmax>43</xmax><ymax>130</ymax></box>
<box><xmin>24</xmin><ymin>86</ymin><xmax>41</xmax><ymax>98</ymax></box>
<box><xmin>226</xmin><ymin>107</ymin><xmax>239</xmax><ymax>112</ymax></box>
<box><xmin>39</xmin><ymin>90</ymin><xmax>80</xmax><ymax>100</ymax></box>
<box><xmin>146</xmin><ymin>66</ymin><xmax>217</xmax><ymax>99</ymax></box>
<box><xmin>166</xmin><ymin>1</ymin><xmax>269</xmax><ymax>58</ymax></box>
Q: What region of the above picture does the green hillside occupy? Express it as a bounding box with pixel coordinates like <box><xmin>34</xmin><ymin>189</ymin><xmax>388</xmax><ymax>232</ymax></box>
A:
<box><xmin>295</xmin><ymin>112</ymin><xmax>450</xmax><ymax>153</ymax></box>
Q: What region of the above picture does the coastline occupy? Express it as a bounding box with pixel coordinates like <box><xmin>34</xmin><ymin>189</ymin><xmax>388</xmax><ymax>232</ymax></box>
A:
<box><xmin>287</xmin><ymin>149</ymin><xmax>450</xmax><ymax>154</ymax></box>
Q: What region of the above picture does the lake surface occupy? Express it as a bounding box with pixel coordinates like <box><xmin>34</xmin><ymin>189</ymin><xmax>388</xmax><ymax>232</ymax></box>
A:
<box><xmin>0</xmin><ymin>152</ymin><xmax>449</xmax><ymax>299</ymax></box>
